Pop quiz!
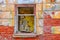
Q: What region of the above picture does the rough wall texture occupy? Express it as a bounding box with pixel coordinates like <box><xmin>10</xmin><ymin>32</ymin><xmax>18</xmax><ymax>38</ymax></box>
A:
<box><xmin>0</xmin><ymin>0</ymin><xmax>60</xmax><ymax>40</ymax></box>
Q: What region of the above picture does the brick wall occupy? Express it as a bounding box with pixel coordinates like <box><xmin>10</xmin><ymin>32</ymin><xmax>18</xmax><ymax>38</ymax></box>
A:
<box><xmin>0</xmin><ymin>26</ymin><xmax>60</xmax><ymax>40</ymax></box>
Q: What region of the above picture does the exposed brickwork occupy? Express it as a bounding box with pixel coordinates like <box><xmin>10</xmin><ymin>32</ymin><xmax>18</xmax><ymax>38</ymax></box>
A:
<box><xmin>0</xmin><ymin>26</ymin><xmax>60</xmax><ymax>40</ymax></box>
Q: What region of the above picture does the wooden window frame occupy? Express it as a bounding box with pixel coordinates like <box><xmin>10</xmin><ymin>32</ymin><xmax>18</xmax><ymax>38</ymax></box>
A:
<box><xmin>13</xmin><ymin>4</ymin><xmax>37</xmax><ymax>37</ymax></box>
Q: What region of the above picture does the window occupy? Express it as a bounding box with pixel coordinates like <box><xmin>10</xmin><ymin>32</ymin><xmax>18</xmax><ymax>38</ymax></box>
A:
<box><xmin>14</xmin><ymin>4</ymin><xmax>36</xmax><ymax>37</ymax></box>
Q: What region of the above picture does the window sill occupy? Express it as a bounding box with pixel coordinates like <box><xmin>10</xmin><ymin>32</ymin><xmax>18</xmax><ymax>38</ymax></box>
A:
<box><xmin>13</xmin><ymin>33</ymin><xmax>37</xmax><ymax>37</ymax></box>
